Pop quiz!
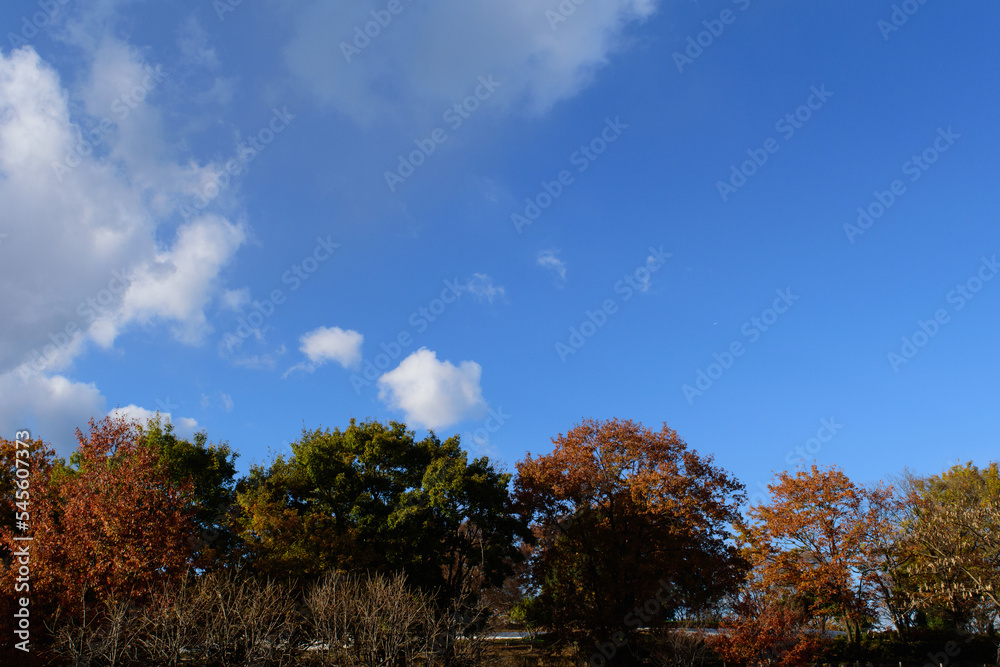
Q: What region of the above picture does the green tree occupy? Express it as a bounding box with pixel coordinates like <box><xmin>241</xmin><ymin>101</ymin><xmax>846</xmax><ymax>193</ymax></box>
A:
<box><xmin>903</xmin><ymin>462</ymin><xmax>1000</xmax><ymax>630</ymax></box>
<box><xmin>234</xmin><ymin>419</ymin><xmax>529</xmax><ymax>600</ymax></box>
<box><xmin>140</xmin><ymin>417</ymin><xmax>240</xmax><ymax>569</ymax></box>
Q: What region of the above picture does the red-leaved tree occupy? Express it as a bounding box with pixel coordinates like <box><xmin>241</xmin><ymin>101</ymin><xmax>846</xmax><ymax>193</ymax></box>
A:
<box><xmin>2</xmin><ymin>416</ymin><xmax>197</xmax><ymax>621</ymax></box>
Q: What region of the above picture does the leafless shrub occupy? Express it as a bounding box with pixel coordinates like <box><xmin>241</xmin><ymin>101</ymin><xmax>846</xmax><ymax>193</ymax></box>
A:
<box><xmin>646</xmin><ymin>627</ymin><xmax>713</xmax><ymax>667</ymax></box>
<box><xmin>305</xmin><ymin>570</ymin><xmax>436</xmax><ymax>666</ymax></box>
<box><xmin>105</xmin><ymin>570</ymin><xmax>301</xmax><ymax>666</ymax></box>
<box><xmin>42</xmin><ymin>569</ymin><xmax>505</xmax><ymax>666</ymax></box>
<box><xmin>195</xmin><ymin>571</ymin><xmax>301</xmax><ymax>667</ymax></box>
<box><xmin>134</xmin><ymin>573</ymin><xmax>207</xmax><ymax>666</ymax></box>
<box><xmin>303</xmin><ymin>569</ymin><xmax>507</xmax><ymax>666</ymax></box>
<box><xmin>46</xmin><ymin>597</ymin><xmax>143</xmax><ymax>667</ymax></box>
<box><xmin>47</xmin><ymin>605</ymin><xmax>101</xmax><ymax>666</ymax></box>
<box><xmin>428</xmin><ymin>577</ymin><xmax>501</xmax><ymax>667</ymax></box>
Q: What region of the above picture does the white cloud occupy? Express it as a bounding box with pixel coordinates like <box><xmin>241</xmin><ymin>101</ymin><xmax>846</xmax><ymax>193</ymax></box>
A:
<box><xmin>463</xmin><ymin>273</ymin><xmax>506</xmax><ymax>304</ymax></box>
<box><xmin>201</xmin><ymin>391</ymin><xmax>234</xmax><ymax>412</ymax></box>
<box><xmin>284</xmin><ymin>326</ymin><xmax>364</xmax><ymax>378</ymax></box>
<box><xmin>377</xmin><ymin>348</ymin><xmax>487</xmax><ymax>430</ymax></box>
<box><xmin>118</xmin><ymin>215</ymin><xmax>246</xmax><ymax>344</ymax></box>
<box><xmin>0</xmin><ymin>44</ymin><xmax>245</xmax><ymax>375</ymax></box>
<box><xmin>108</xmin><ymin>404</ymin><xmax>199</xmax><ymax>438</ymax></box>
<box><xmin>301</xmin><ymin>326</ymin><xmax>364</xmax><ymax>367</ymax></box>
<box><xmin>0</xmin><ymin>37</ymin><xmax>250</xmax><ymax>457</ymax></box>
<box><xmin>285</xmin><ymin>0</ymin><xmax>658</xmax><ymax>123</ymax></box>
<box><xmin>0</xmin><ymin>371</ymin><xmax>105</xmax><ymax>456</ymax></box>
<box><xmin>537</xmin><ymin>249</ymin><xmax>567</xmax><ymax>284</ymax></box>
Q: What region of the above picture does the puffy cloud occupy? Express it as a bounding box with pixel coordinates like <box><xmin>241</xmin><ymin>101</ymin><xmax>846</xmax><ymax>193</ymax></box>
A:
<box><xmin>377</xmin><ymin>348</ymin><xmax>486</xmax><ymax>430</ymax></box>
<box><xmin>285</xmin><ymin>0</ymin><xmax>658</xmax><ymax>123</ymax></box>
<box><xmin>0</xmin><ymin>44</ymin><xmax>245</xmax><ymax>376</ymax></box>
<box><xmin>108</xmin><ymin>404</ymin><xmax>199</xmax><ymax>438</ymax></box>
<box><xmin>0</xmin><ymin>371</ymin><xmax>106</xmax><ymax>456</ymax></box>
<box><xmin>0</xmin><ymin>36</ymin><xmax>248</xmax><ymax>456</ymax></box>
<box><xmin>286</xmin><ymin>326</ymin><xmax>364</xmax><ymax>376</ymax></box>
<box><xmin>118</xmin><ymin>215</ymin><xmax>246</xmax><ymax>344</ymax></box>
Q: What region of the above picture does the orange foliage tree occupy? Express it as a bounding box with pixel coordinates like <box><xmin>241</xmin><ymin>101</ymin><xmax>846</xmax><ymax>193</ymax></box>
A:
<box><xmin>713</xmin><ymin>568</ymin><xmax>827</xmax><ymax>667</ymax></box>
<box><xmin>514</xmin><ymin>418</ymin><xmax>747</xmax><ymax>657</ymax></box>
<box><xmin>1</xmin><ymin>416</ymin><xmax>197</xmax><ymax>622</ymax></box>
<box><xmin>744</xmin><ymin>464</ymin><xmax>892</xmax><ymax>645</ymax></box>
<box><xmin>0</xmin><ymin>431</ymin><xmax>57</xmax><ymax>659</ymax></box>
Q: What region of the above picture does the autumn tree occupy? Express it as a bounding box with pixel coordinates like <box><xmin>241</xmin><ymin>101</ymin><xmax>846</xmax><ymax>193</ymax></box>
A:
<box><xmin>0</xmin><ymin>432</ymin><xmax>58</xmax><ymax>659</ymax></box>
<box><xmin>864</xmin><ymin>477</ymin><xmax>921</xmax><ymax>636</ymax></box>
<box><xmin>0</xmin><ymin>431</ymin><xmax>56</xmax><ymax>567</ymax></box>
<box><xmin>514</xmin><ymin>418</ymin><xmax>747</xmax><ymax>662</ymax></box>
<box><xmin>714</xmin><ymin>566</ymin><xmax>826</xmax><ymax>667</ymax></box>
<box><xmin>16</xmin><ymin>416</ymin><xmax>197</xmax><ymax>617</ymax></box>
<box><xmin>902</xmin><ymin>463</ymin><xmax>1000</xmax><ymax>629</ymax></box>
<box><xmin>744</xmin><ymin>465</ymin><xmax>891</xmax><ymax>646</ymax></box>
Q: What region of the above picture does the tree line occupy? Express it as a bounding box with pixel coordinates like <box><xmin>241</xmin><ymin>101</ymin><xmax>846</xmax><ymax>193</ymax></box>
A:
<box><xmin>1</xmin><ymin>415</ymin><xmax>998</xmax><ymax>666</ymax></box>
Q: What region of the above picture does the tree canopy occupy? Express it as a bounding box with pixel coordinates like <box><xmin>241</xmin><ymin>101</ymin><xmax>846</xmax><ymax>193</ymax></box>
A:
<box><xmin>4</xmin><ymin>414</ymin><xmax>1000</xmax><ymax>665</ymax></box>
<box><xmin>515</xmin><ymin>417</ymin><xmax>748</xmax><ymax>654</ymax></box>
<box><xmin>743</xmin><ymin>465</ymin><xmax>892</xmax><ymax>645</ymax></box>
<box><xmin>234</xmin><ymin>419</ymin><xmax>530</xmax><ymax>598</ymax></box>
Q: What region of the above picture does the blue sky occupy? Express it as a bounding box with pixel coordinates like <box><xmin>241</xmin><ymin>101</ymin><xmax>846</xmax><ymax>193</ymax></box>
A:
<box><xmin>1</xmin><ymin>0</ymin><xmax>997</xmax><ymax>497</ymax></box>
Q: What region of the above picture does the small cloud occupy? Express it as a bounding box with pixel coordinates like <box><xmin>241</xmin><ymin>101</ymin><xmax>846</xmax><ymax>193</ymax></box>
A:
<box><xmin>220</xmin><ymin>392</ymin><xmax>234</xmax><ymax>412</ymax></box>
<box><xmin>377</xmin><ymin>348</ymin><xmax>486</xmax><ymax>430</ymax></box>
<box><xmin>176</xmin><ymin>416</ymin><xmax>199</xmax><ymax>432</ymax></box>
<box><xmin>109</xmin><ymin>404</ymin><xmax>199</xmax><ymax>438</ymax></box>
<box><xmin>537</xmin><ymin>250</ymin><xmax>567</xmax><ymax>285</ymax></box>
<box><xmin>197</xmin><ymin>76</ymin><xmax>237</xmax><ymax>106</ymax></box>
<box><xmin>463</xmin><ymin>273</ymin><xmax>506</xmax><ymax>304</ymax></box>
<box><xmin>636</xmin><ymin>249</ymin><xmax>670</xmax><ymax>293</ymax></box>
<box><xmin>301</xmin><ymin>326</ymin><xmax>363</xmax><ymax>368</ymax></box>
<box><xmin>285</xmin><ymin>326</ymin><xmax>363</xmax><ymax>377</ymax></box>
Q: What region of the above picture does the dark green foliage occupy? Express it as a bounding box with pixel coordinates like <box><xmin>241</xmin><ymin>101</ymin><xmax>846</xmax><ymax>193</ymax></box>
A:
<box><xmin>141</xmin><ymin>418</ymin><xmax>240</xmax><ymax>568</ymax></box>
<box><xmin>234</xmin><ymin>419</ymin><xmax>531</xmax><ymax>600</ymax></box>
